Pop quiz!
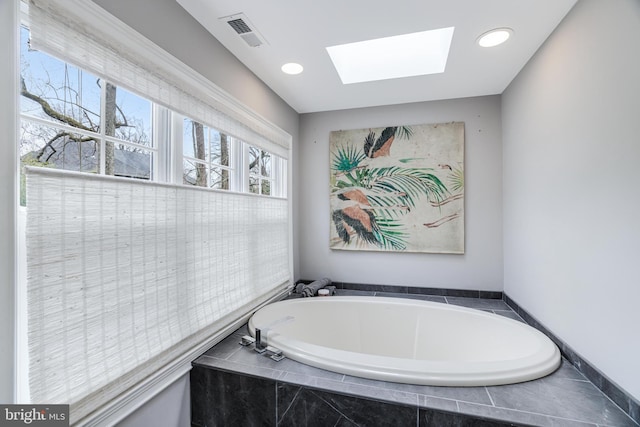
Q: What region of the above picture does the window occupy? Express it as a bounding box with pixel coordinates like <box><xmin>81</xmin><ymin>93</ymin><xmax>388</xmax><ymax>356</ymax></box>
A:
<box><xmin>20</xmin><ymin>27</ymin><xmax>155</xmax><ymax>182</ymax></box>
<box><xmin>246</xmin><ymin>144</ymin><xmax>287</xmax><ymax>197</ymax></box>
<box><xmin>248</xmin><ymin>145</ymin><xmax>272</xmax><ymax>195</ymax></box>
<box><xmin>19</xmin><ymin>26</ymin><xmax>286</xmax><ymax>198</ymax></box>
<box><xmin>182</xmin><ymin>118</ymin><xmax>234</xmax><ymax>190</ymax></box>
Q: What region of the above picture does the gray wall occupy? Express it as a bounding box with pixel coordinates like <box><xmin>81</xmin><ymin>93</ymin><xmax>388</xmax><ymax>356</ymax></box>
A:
<box><xmin>503</xmin><ymin>0</ymin><xmax>640</xmax><ymax>400</ymax></box>
<box><xmin>299</xmin><ymin>96</ymin><xmax>503</xmax><ymax>290</ymax></box>
<box><xmin>117</xmin><ymin>375</ymin><xmax>190</xmax><ymax>427</ymax></box>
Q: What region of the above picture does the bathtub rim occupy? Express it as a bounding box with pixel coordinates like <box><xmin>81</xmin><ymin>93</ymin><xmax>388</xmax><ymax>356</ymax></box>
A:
<box><xmin>248</xmin><ymin>296</ymin><xmax>561</xmax><ymax>387</ymax></box>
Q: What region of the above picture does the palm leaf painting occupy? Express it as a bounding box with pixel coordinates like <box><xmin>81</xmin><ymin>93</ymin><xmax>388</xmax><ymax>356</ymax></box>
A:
<box><xmin>329</xmin><ymin>122</ymin><xmax>465</xmax><ymax>254</ymax></box>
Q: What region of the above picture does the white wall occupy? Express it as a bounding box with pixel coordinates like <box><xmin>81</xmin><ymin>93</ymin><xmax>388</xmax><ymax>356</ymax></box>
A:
<box><xmin>299</xmin><ymin>96</ymin><xmax>503</xmax><ymax>290</ymax></box>
<box><xmin>503</xmin><ymin>0</ymin><xmax>640</xmax><ymax>400</ymax></box>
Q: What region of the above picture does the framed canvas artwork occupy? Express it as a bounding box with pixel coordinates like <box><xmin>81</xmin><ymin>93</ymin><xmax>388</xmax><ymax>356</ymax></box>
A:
<box><xmin>329</xmin><ymin>122</ymin><xmax>464</xmax><ymax>254</ymax></box>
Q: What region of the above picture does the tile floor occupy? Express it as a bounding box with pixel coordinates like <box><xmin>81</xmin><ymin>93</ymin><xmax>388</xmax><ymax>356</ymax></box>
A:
<box><xmin>194</xmin><ymin>290</ymin><xmax>639</xmax><ymax>427</ymax></box>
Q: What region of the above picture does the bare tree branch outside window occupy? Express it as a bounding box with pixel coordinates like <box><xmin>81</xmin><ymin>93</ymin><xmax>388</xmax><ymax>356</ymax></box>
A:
<box><xmin>19</xmin><ymin>27</ymin><xmax>153</xmax><ymax>204</ymax></box>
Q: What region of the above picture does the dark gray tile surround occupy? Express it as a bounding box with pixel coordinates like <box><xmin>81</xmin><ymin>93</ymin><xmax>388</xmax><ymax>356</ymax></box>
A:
<box><xmin>192</xmin><ymin>289</ymin><xmax>639</xmax><ymax>427</ymax></box>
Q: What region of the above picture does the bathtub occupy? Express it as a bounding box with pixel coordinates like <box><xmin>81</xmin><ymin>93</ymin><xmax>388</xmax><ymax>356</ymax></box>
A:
<box><xmin>248</xmin><ymin>296</ymin><xmax>561</xmax><ymax>386</ymax></box>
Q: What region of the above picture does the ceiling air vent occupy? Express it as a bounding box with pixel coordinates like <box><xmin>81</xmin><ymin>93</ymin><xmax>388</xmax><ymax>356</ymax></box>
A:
<box><xmin>221</xmin><ymin>13</ymin><xmax>267</xmax><ymax>48</ymax></box>
<box><xmin>227</xmin><ymin>18</ymin><xmax>251</xmax><ymax>34</ymax></box>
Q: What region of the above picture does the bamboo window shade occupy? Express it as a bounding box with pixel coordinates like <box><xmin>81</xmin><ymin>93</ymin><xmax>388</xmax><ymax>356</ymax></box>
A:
<box><xmin>26</xmin><ymin>167</ymin><xmax>290</xmax><ymax>421</ymax></box>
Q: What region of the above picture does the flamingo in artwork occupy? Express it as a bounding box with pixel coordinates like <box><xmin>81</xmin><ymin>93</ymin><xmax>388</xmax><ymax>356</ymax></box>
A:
<box><xmin>332</xmin><ymin>188</ymin><xmax>379</xmax><ymax>244</ymax></box>
<box><xmin>364</xmin><ymin>126</ymin><xmax>397</xmax><ymax>158</ymax></box>
<box><xmin>332</xmin><ymin>187</ymin><xmax>411</xmax><ymax>245</ymax></box>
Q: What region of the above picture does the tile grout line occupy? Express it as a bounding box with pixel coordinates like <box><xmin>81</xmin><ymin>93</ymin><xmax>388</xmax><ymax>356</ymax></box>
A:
<box><xmin>224</xmin><ymin>342</ymin><xmax>244</xmax><ymax>360</ymax></box>
<box><xmin>484</xmin><ymin>387</ymin><xmax>496</xmax><ymax>407</ymax></box>
<box><xmin>278</xmin><ymin>384</ymin><xmax>303</xmax><ymax>424</ymax></box>
<box><xmin>274</xmin><ymin>381</ymin><xmax>278</xmax><ymax>425</ymax></box>
<box><xmin>313</xmin><ymin>389</ymin><xmax>360</xmax><ymax>425</ymax></box>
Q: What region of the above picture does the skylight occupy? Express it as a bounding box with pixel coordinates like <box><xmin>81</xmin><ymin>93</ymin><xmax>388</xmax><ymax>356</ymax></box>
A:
<box><xmin>326</xmin><ymin>27</ymin><xmax>455</xmax><ymax>85</ymax></box>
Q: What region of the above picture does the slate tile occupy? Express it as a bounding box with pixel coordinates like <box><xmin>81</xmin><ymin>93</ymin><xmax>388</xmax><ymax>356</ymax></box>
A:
<box><xmin>341</xmin><ymin>375</ymin><xmax>493</xmax><ymax>406</ymax></box>
<box><xmin>194</xmin><ymin>369</ymin><xmax>276</xmax><ymax>427</ymax></box>
<box><xmin>196</xmin><ymin>355</ymin><xmax>284</xmax><ymax>381</ymax></box>
<box><xmin>420</xmin><ymin>406</ymin><xmax>528</xmax><ymax>426</ymax></box>
<box><xmin>492</xmin><ymin>310</ymin><xmax>525</xmax><ymax>322</ymax></box>
<box><xmin>202</xmin><ymin>333</ymin><xmax>244</xmax><ymax>359</ymax></box>
<box><xmin>374</xmin><ymin>292</ymin><xmax>447</xmax><ymax>303</ymax></box>
<box><xmin>445</xmin><ymin>297</ymin><xmax>511</xmax><ymax>311</ymax></box>
<box><xmin>417</xmin><ymin>394</ymin><xmax>459</xmax><ymax>412</ymax></box>
<box><xmin>458</xmin><ymin>402</ymin><xmax>597</xmax><ymax>427</ymax></box>
<box><xmin>486</xmin><ymin>372</ymin><xmax>637</xmax><ymax>426</ymax></box>
<box><xmin>278</xmin><ymin>385</ymin><xmax>417</xmax><ymax>427</ymax></box>
<box><xmin>334</xmin><ymin>289</ymin><xmax>376</xmax><ymax>297</ymax></box>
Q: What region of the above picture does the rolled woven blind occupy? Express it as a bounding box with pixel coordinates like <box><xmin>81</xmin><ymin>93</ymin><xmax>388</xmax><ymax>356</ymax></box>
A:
<box><xmin>25</xmin><ymin>167</ymin><xmax>290</xmax><ymax>422</ymax></box>
<box><xmin>27</xmin><ymin>0</ymin><xmax>290</xmax><ymax>159</ymax></box>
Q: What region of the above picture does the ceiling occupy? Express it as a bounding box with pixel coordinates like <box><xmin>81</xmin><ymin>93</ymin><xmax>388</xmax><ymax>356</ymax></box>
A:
<box><xmin>176</xmin><ymin>0</ymin><xmax>577</xmax><ymax>114</ymax></box>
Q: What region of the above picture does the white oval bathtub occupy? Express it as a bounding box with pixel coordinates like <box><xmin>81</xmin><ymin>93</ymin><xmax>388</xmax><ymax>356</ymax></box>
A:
<box><xmin>248</xmin><ymin>296</ymin><xmax>560</xmax><ymax>386</ymax></box>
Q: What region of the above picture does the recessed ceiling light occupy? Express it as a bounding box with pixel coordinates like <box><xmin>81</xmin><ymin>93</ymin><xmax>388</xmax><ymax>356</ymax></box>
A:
<box><xmin>281</xmin><ymin>63</ymin><xmax>304</xmax><ymax>75</ymax></box>
<box><xmin>326</xmin><ymin>27</ymin><xmax>455</xmax><ymax>85</ymax></box>
<box><xmin>477</xmin><ymin>28</ymin><xmax>513</xmax><ymax>48</ymax></box>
